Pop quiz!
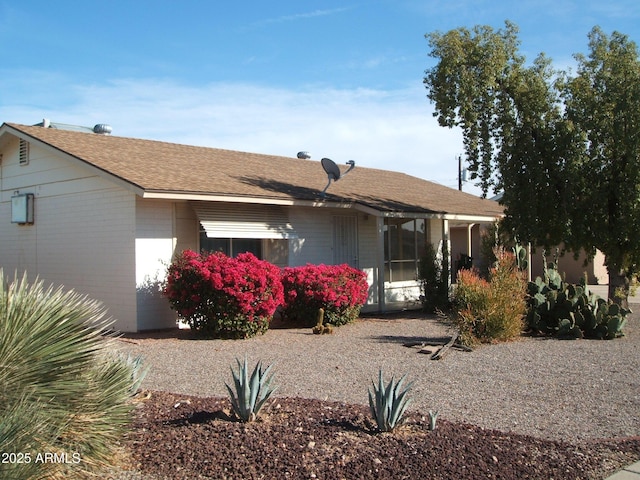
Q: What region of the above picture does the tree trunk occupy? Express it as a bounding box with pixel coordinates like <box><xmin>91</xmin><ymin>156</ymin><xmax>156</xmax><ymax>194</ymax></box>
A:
<box><xmin>607</xmin><ymin>265</ymin><xmax>630</xmax><ymax>309</ymax></box>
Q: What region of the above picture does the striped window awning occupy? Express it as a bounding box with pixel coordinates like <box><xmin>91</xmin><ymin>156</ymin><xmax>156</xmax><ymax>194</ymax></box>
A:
<box><xmin>191</xmin><ymin>201</ymin><xmax>297</xmax><ymax>239</ymax></box>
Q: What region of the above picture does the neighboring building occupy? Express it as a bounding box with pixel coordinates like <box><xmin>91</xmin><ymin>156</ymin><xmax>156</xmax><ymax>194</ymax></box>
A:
<box><xmin>488</xmin><ymin>193</ymin><xmax>608</xmax><ymax>285</ymax></box>
<box><xmin>529</xmin><ymin>246</ymin><xmax>607</xmax><ymax>285</ymax></box>
<box><xmin>0</xmin><ymin>121</ymin><xmax>503</xmax><ymax>332</ymax></box>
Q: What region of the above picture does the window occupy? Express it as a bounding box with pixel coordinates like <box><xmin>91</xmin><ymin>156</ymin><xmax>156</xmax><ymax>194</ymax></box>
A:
<box><xmin>383</xmin><ymin>218</ymin><xmax>426</xmax><ymax>282</ymax></box>
<box><xmin>199</xmin><ymin>229</ymin><xmax>263</xmax><ymax>258</ymax></box>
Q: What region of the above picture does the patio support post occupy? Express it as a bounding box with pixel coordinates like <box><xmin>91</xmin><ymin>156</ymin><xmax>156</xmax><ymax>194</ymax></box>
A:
<box><xmin>466</xmin><ymin>223</ymin><xmax>475</xmax><ymax>258</ymax></box>
<box><xmin>376</xmin><ymin>215</ymin><xmax>386</xmax><ymax>313</ymax></box>
<box><xmin>442</xmin><ymin>219</ymin><xmax>451</xmax><ymax>289</ymax></box>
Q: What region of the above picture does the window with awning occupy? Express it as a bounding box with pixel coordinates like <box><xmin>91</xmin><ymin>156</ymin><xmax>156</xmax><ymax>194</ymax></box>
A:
<box><xmin>191</xmin><ymin>202</ymin><xmax>297</xmax><ymax>239</ymax></box>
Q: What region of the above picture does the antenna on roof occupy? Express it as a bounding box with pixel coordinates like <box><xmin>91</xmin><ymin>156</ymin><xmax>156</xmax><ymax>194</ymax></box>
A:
<box><xmin>320</xmin><ymin>158</ymin><xmax>356</xmax><ymax>197</ymax></box>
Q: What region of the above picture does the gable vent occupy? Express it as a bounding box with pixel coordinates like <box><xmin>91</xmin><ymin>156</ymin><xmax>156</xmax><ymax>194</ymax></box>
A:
<box><xmin>19</xmin><ymin>139</ymin><xmax>29</xmax><ymax>165</ymax></box>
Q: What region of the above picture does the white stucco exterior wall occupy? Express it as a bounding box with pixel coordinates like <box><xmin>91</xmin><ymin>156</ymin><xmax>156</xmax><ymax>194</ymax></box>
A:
<box><xmin>135</xmin><ymin>198</ymin><xmax>180</xmax><ymax>330</ymax></box>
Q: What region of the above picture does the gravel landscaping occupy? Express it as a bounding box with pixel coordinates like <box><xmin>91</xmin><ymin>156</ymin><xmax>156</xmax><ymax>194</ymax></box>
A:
<box><xmin>109</xmin><ymin>308</ymin><xmax>640</xmax><ymax>479</ymax></box>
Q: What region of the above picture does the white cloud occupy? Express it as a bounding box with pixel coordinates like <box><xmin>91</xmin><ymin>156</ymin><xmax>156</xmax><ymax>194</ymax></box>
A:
<box><xmin>253</xmin><ymin>7</ymin><xmax>353</xmax><ymax>26</ymax></box>
<box><xmin>2</xmin><ymin>75</ymin><xmax>475</xmax><ymax>192</ymax></box>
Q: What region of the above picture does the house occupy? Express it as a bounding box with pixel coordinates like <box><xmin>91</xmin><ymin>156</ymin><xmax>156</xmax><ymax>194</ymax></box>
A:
<box><xmin>0</xmin><ymin>120</ymin><xmax>504</xmax><ymax>332</ymax></box>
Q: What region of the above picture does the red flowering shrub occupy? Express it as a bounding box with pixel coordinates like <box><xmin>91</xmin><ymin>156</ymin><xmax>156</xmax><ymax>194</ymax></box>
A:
<box><xmin>281</xmin><ymin>264</ymin><xmax>369</xmax><ymax>327</ymax></box>
<box><xmin>164</xmin><ymin>250</ymin><xmax>284</xmax><ymax>339</ymax></box>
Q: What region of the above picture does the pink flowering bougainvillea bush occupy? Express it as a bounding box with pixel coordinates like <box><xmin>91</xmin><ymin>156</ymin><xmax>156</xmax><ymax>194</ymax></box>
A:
<box><xmin>164</xmin><ymin>250</ymin><xmax>284</xmax><ymax>339</ymax></box>
<box><xmin>281</xmin><ymin>264</ymin><xmax>369</xmax><ymax>327</ymax></box>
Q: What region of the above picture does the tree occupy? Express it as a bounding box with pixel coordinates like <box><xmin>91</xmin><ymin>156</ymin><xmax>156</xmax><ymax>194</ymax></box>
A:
<box><xmin>562</xmin><ymin>28</ymin><xmax>640</xmax><ymax>306</ymax></box>
<box><xmin>424</xmin><ymin>22</ymin><xmax>640</xmax><ymax>306</ymax></box>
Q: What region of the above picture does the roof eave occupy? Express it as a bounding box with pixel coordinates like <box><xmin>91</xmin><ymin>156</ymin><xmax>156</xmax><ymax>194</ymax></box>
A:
<box><xmin>140</xmin><ymin>191</ymin><xmax>501</xmax><ymax>221</ymax></box>
<box><xmin>141</xmin><ymin>190</ymin><xmax>360</xmax><ymax>210</ymax></box>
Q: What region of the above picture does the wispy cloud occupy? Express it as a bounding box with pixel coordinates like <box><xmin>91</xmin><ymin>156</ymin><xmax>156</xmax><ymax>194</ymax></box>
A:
<box><xmin>253</xmin><ymin>7</ymin><xmax>352</xmax><ymax>26</ymax></box>
<box><xmin>1</xmin><ymin>74</ymin><xmax>469</xmax><ymax>191</ymax></box>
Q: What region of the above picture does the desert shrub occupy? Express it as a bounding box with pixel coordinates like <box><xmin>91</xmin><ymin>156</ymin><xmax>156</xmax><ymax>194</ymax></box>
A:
<box><xmin>453</xmin><ymin>248</ymin><xmax>527</xmax><ymax>345</ymax></box>
<box><xmin>418</xmin><ymin>242</ymin><xmax>450</xmax><ymax>312</ymax></box>
<box><xmin>164</xmin><ymin>250</ymin><xmax>284</xmax><ymax>338</ymax></box>
<box><xmin>281</xmin><ymin>263</ymin><xmax>369</xmax><ymax>327</ymax></box>
<box><xmin>0</xmin><ymin>269</ymin><xmax>145</xmax><ymax>480</ymax></box>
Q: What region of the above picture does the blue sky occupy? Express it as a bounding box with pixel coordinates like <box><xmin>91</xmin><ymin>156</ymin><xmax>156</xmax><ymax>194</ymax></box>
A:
<box><xmin>1</xmin><ymin>1</ymin><xmax>638</xmax><ymax>194</ymax></box>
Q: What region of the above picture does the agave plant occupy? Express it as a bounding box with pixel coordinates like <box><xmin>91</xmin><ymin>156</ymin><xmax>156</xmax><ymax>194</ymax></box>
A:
<box><xmin>368</xmin><ymin>369</ymin><xmax>413</xmax><ymax>432</ymax></box>
<box><xmin>428</xmin><ymin>410</ymin><xmax>439</xmax><ymax>431</ymax></box>
<box><xmin>0</xmin><ymin>269</ymin><xmax>145</xmax><ymax>479</ymax></box>
<box><xmin>226</xmin><ymin>358</ymin><xmax>277</xmax><ymax>422</ymax></box>
<box><xmin>118</xmin><ymin>352</ymin><xmax>150</xmax><ymax>395</ymax></box>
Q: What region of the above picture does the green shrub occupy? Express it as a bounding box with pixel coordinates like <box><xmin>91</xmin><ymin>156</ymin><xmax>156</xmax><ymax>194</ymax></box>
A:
<box><xmin>0</xmin><ymin>270</ymin><xmax>145</xmax><ymax>480</ymax></box>
<box><xmin>418</xmin><ymin>242</ymin><xmax>450</xmax><ymax>312</ymax></box>
<box><xmin>453</xmin><ymin>269</ymin><xmax>490</xmax><ymax>346</ymax></box>
<box><xmin>453</xmin><ymin>248</ymin><xmax>527</xmax><ymax>345</ymax></box>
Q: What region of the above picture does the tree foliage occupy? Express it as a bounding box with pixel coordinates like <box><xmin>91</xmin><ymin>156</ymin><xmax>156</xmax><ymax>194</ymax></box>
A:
<box><xmin>424</xmin><ymin>22</ymin><xmax>640</xmax><ymax>305</ymax></box>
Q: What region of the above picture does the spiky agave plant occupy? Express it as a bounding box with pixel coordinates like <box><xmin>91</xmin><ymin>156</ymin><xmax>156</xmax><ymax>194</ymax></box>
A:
<box><xmin>0</xmin><ymin>269</ymin><xmax>146</xmax><ymax>479</ymax></box>
<box><xmin>428</xmin><ymin>410</ymin><xmax>439</xmax><ymax>430</ymax></box>
<box><xmin>368</xmin><ymin>369</ymin><xmax>413</xmax><ymax>432</ymax></box>
<box><xmin>226</xmin><ymin>358</ymin><xmax>277</xmax><ymax>422</ymax></box>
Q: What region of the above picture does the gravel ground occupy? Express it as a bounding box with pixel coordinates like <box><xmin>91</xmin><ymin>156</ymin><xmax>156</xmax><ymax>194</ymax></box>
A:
<box><xmin>115</xmin><ymin>308</ymin><xmax>640</xmax><ymax>443</ymax></box>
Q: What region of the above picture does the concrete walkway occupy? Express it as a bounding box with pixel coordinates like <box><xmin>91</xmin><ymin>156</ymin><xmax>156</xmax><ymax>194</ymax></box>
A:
<box><xmin>605</xmin><ymin>461</ymin><xmax>640</xmax><ymax>480</ymax></box>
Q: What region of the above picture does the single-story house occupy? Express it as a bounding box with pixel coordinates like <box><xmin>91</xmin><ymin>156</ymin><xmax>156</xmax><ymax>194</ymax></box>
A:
<box><xmin>0</xmin><ymin>120</ymin><xmax>503</xmax><ymax>332</ymax></box>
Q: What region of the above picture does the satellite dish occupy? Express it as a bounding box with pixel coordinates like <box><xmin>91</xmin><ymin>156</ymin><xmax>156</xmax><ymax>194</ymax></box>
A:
<box><xmin>321</xmin><ymin>158</ymin><xmax>341</xmax><ymax>181</ymax></box>
<box><xmin>319</xmin><ymin>158</ymin><xmax>356</xmax><ymax>197</ymax></box>
<box><xmin>297</xmin><ymin>151</ymin><xmax>311</xmax><ymax>159</ymax></box>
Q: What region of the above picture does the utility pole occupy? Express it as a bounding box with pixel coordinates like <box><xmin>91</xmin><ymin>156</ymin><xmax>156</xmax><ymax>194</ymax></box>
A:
<box><xmin>458</xmin><ymin>155</ymin><xmax>462</xmax><ymax>191</ymax></box>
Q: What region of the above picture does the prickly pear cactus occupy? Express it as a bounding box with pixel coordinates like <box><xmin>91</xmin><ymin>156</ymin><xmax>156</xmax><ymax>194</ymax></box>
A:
<box><xmin>512</xmin><ymin>243</ymin><xmax>528</xmax><ymax>271</ymax></box>
<box><xmin>525</xmin><ymin>253</ymin><xmax>629</xmax><ymax>339</ymax></box>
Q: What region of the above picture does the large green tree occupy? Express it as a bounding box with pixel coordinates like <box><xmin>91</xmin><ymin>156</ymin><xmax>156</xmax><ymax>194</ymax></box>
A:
<box><xmin>424</xmin><ymin>22</ymin><xmax>640</xmax><ymax>306</ymax></box>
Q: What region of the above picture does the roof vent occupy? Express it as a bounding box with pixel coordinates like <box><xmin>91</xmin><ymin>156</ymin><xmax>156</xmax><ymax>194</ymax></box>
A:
<box><xmin>93</xmin><ymin>124</ymin><xmax>112</xmax><ymax>135</ymax></box>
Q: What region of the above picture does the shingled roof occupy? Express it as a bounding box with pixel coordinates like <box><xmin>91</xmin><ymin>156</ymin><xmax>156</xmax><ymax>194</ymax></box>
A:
<box><xmin>2</xmin><ymin>122</ymin><xmax>503</xmax><ymax>218</ymax></box>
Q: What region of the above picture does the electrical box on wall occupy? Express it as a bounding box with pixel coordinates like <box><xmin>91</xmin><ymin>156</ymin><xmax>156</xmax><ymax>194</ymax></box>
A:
<box><xmin>11</xmin><ymin>193</ymin><xmax>34</xmax><ymax>224</ymax></box>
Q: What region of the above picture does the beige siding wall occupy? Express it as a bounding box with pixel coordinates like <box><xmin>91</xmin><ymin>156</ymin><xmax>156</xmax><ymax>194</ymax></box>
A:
<box><xmin>0</xmin><ymin>137</ymin><xmax>138</xmax><ymax>331</ymax></box>
<box><xmin>288</xmin><ymin>206</ymin><xmax>334</xmax><ymax>266</ymax></box>
<box><xmin>174</xmin><ymin>201</ymin><xmax>199</xmax><ymax>254</ymax></box>
<box><xmin>357</xmin><ymin>214</ymin><xmax>380</xmax><ymax>308</ymax></box>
